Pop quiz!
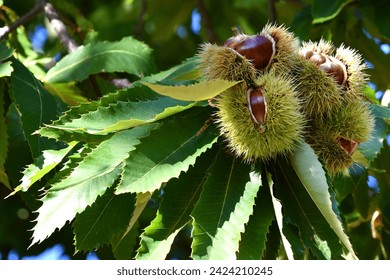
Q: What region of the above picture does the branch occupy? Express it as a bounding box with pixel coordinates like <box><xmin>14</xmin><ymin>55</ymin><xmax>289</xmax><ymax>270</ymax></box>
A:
<box><xmin>0</xmin><ymin>0</ymin><xmax>131</xmax><ymax>90</ymax></box>
<box><xmin>134</xmin><ymin>0</ymin><xmax>147</xmax><ymax>39</ymax></box>
<box><xmin>268</xmin><ymin>0</ymin><xmax>278</xmax><ymax>24</ymax></box>
<box><xmin>43</xmin><ymin>2</ymin><xmax>79</xmax><ymax>53</ymax></box>
<box><xmin>0</xmin><ymin>0</ymin><xmax>46</xmax><ymax>41</ymax></box>
<box><xmin>196</xmin><ymin>0</ymin><xmax>218</xmax><ymax>43</ymax></box>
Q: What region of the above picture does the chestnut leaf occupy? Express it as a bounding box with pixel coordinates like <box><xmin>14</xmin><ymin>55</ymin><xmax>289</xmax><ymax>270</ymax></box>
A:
<box><xmin>31</xmin><ymin>124</ymin><xmax>157</xmax><ymax>246</ymax></box>
<box><xmin>136</xmin><ymin>146</ymin><xmax>218</xmax><ymax>260</ymax></box>
<box><xmin>44</xmin><ymin>37</ymin><xmax>154</xmax><ymax>84</ymax></box>
<box><xmin>141</xmin><ymin>79</ymin><xmax>242</xmax><ymax>101</ymax></box>
<box><xmin>190</xmin><ymin>150</ymin><xmax>259</xmax><ymax>260</ymax></box>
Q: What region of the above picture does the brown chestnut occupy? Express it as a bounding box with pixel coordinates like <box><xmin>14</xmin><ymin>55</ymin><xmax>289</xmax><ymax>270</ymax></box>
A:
<box><xmin>337</xmin><ymin>136</ymin><xmax>358</xmax><ymax>155</ymax></box>
<box><xmin>303</xmin><ymin>50</ymin><xmax>348</xmax><ymax>86</ymax></box>
<box><xmin>247</xmin><ymin>87</ymin><xmax>267</xmax><ymax>125</ymax></box>
<box><xmin>224</xmin><ymin>33</ymin><xmax>276</xmax><ymax>70</ymax></box>
<box><xmin>309</xmin><ymin>53</ymin><xmax>327</xmax><ymax>65</ymax></box>
<box><xmin>324</xmin><ymin>57</ymin><xmax>347</xmax><ymax>86</ymax></box>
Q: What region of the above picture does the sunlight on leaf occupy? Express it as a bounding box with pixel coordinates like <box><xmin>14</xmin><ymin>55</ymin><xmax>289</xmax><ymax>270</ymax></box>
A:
<box><xmin>112</xmin><ymin>192</ymin><xmax>152</xmax><ymax>254</ymax></box>
<box><xmin>73</xmin><ymin>187</ymin><xmax>136</xmax><ymax>253</ymax></box>
<box><xmin>268</xmin><ymin>174</ymin><xmax>294</xmax><ymax>260</ymax></box>
<box><xmin>141</xmin><ymin>79</ymin><xmax>242</xmax><ymax>101</ymax></box>
<box><xmin>136</xmin><ymin>147</ymin><xmax>217</xmax><ymax>260</ymax></box>
<box><xmin>40</xmin><ymin>84</ymin><xmax>200</xmax><ymax>135</ymax></box>
<box><xmin>7</xmin><ymin>141</ymin><xmax>78</xmax><ymax>197</ymax></box>
<box><xmin>203</xmin><ymin>172</ymin><xmax>261</xmax><ymax>260</ymax></box>
<box><xmin>116</xmin><ymin>108</ymin><xmax>219</xmax><ymax>194</ymax></box>
<box><xmin>237</xmin><ymin>168</ymin><xmax>276</xmax><ymax>260</ymax></box>
<box><xmin>312</xmin><ymin>0</ymin><xmax>353</xmax><ymax>24</ymax></box>
<box><xmin>31</xmin><ymin>125</ymin><xmax>156</xmax><ymax>245</ymax></box>
<box><xmin>191</xmin><ymin>150</ymin><xmax>258</xmax><ymax>260</ymax></box>
<box><xmin>11</xmin><ymin>58</ymin><xmax>65</xmax><ymax>158</ymax></box>
<box><xmin>0</xmin><ymin>61</ymin><xmax>13</xmax><ymax>77</ymax></box>
<box><xmin>44</xmin><ymin>37</ymin><xmax>154</xmax><ymax>83</ymax></box>
<box><xmin>289</xmin><ymin>142</ymin><xmax>358</xmax><ymax>259</ymax></box>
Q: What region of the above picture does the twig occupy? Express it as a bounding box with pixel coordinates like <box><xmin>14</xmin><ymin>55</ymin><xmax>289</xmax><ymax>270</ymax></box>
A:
<box><xmin>0</xmin><ymin>0</ymin><xmax>131</xmax><ymax>90</ymax></box>
<box><xmin>134</xmin><ymin>0</ymin><xmax>147</xmax><ymax>39</ymax></box>
<box><xmin>268</xmin><ymin>0</ymin><xmax>278</xmax><ymax>24</ymax></box>
<box><xmin>196</xmin><ymin>0</ymin><xmax>218</xmax><ymax>43</ymax></box>
<box><xmin>43</xmin><ymin>2</ymin><xmax>78</xmax><ymax>53</ymax></box>
<box><xmin>44</xmin><ymin>3</ymin><xmax>132</xmax><ymax>90</ymax></box>
<box><xmin>0</xmin><ymin>0</ymin><xmax>46</xmax><ymax>41</ymax></box>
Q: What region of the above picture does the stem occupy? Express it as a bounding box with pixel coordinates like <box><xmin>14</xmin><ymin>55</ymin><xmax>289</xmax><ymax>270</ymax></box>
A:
<box><xmin>134</xmin><ymin>0</ymin><xmax>147</xmax><ymax>39</ymax></box>
<box><xmin>268</xmin><ymin>0</ymin><xmax>277</xmax><ymax>24</ymax></box>
<box><xmin>0</xmin><ymin>0</ymin><xmax>46</xmax><ymax>41</ymax></box>
<box><xmin>43</xmin><ymin>2</ymin><xmax>79</xmax><ymax>53</ymax></box>
<box><xmin>196</xmin><ymin>0</ymin><xmax>218</xmax><ymax>43</ymax></box>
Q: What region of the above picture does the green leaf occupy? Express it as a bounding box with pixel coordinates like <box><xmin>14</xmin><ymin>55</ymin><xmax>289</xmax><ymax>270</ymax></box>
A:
<box><xmin>44</xmin><ymin>37</ymin><xmax>154</xmax><ymax>83</ymax></box>
<box><xmin>361</xmin><ymin>0</ymin><xmax>390</xmax><ymax>40</ymax></box>
<box><xmin>237</xmin><ymin>168</ymin><xmax>275</xmax><ymax>260</ymax></box>
<box><xmin>31</xmin><ymin>124</ymin><xmax>156</xmax><ymax>245</ymax></box>
<box><xmin>268</xmin><ymin>175</ymin><xmax>295</xmax><ymax>260</ymax></box>
<box><xmin>112</xmin><ymin>192</ymin><xmax>153</xmax><ymax>259</ymax></box>
<box><xmin>45</xmin><ymin>83</ymin><xmax>89</xmax><ymax>106</ymax></box>
<box><xmin>371</xmin><ymin>143</ymin><xmax>390</xmax><ymax>257</ymax></box>
<box><xmin>147</xmin><ymin>0</ymin><xmax>193</xmax><ymax>43</ymax></box>
<box><xmin>0</xmin><ymin>61</ymin><xmax>13</xmax><ymax>77</ymax></box>
<box><xmin>144</xmin><ymin>56</ymin><xmax>201</xmax><ymax>83</ymax></box>
<box><xmin>371</xmin><ymin>143</ymin><xmax>390</xmax><ymax>208</ymax></box>
<box><xmin>261</xmin><ymin>220</ymin><xmax>282</xmax><ymax>260</ymax></box>
<box><xmin>141</xmin><ymin>79</ymin><xmax>242</xmax><ymax>101</ymax></box>
<box><xmin>160</xmin><ymin>57</ymin><xmax>201</xmax><ymax>82</ymax></box>
<box><xmin>4</xmin><ymin>104</ymin><xmax>32</xmax><ymax>186</ymax></box>
<box><xmin>363</xmin><ymin>86</ymin><xmax>379</xmax><ymax>104</ymax></box>
<box><xmin>370</xmin><ymin>103</ymin><xmax>390</xmax><ymax>120</ymax></box>
<box><xmin>136</xmin><ymin>146</ymin><xmax>218</xmax><ymax>260</ymax></box>
<box><xmin>350</xmin><ymin>166</ymin><xmax>370</xmax><ymax>219</ymax></box>
<box><xmin>270</xmin><ymin>159</ymin><xmax>339</xmax><ymax>259</ymax></box>
<box><xmin>312</xmin><ymin>0</ymin><xmax>353</xmax><ymax>24</ymax></box>
<box><xmin>357</xmin><ymin>104</ymin><xmax>390</xmax><ymax>164</ymax></box>
<box><xmin>112</xmin><ymin>221</ymin><xmax>140</xmax><ymax>260</ymax></box>
<box><xmin>127</xmin><ymin>192</ymin><xmax>153</xmax><ymax>232</ymax></box>
<box><xmin>288</xmin><ymin>142</ymin><xmax>357</xmax><ymax>259</ymax></box>
<box><xmin>10</xmin><ymin>58</ymin><xmax>66</xmax><ymax>158</ymax></box>
<box><xmin>48</xmin><ymin>144</ymin><xmax>95</xmax><ymax>188</ymax></box>
<box><xmin>331</xmin><ymin>164</ymin><xmax>371</xmax><ymax>218</ymax></box>
<box><xmin>7</xmin><ymin>141</ymin><xmax>78</xmax><ymax>197</ymax></box>
<box><xmin>190</xmin><ymin>150</ymin><xmax>257</xmax><ymax>260</ymax></box>
<box><xmin>0</xmin><ymin>82</ymin><xmax>10</xmax><ymax>189</ymax></box>
<box><xmin>0</xmin><ymin>43</ymin><xmax>14</xmax><ymax>60</ymax></box>
<box><xmin>346</xmin><ymin>25</ymin><xmax>390</xmax><ymax>90</ymax></box>
<box><xmin>44</xmin><ymin>84</ymin><xmax>197</xmax><ymax>135</ymax></box>
<box><xmin>116</xmin><ymin>108</ymin><xmax>219</xmax><ymax>194</ymax></box>
<box><xmin>73</xmin><ymin>186</ymin><xmax>136</xmax><ymax>252</ymax></box>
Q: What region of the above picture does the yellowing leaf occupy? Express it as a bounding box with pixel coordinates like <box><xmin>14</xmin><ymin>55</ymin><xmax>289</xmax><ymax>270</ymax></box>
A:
<box><xmin>141</xmin><ymin>79</ymin><xmax>242</xmax><ymax>101</ymax></box>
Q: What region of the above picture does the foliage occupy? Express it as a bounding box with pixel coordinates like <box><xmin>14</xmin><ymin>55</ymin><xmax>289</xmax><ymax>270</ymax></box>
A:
<box><xmin>1</xmin><ymin>0</ymin><xmax>390</xmax><ymax>260</ymax></box>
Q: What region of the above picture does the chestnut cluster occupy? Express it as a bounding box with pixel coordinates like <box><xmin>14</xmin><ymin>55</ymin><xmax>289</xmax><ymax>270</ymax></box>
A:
<box><xmin>198</xmin><ymin>24</ymin><xmax>374</xmax><ymax>175</ymax></box>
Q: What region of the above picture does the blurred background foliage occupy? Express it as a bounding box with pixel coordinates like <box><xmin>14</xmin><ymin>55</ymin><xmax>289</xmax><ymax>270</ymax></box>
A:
<box><xmin>0</xmin><ymin>0</ymin><xmax>389</xmax><ymax>259</ymax></box>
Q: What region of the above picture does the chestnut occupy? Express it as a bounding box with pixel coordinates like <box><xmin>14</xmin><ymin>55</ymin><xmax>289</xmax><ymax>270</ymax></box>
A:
<box><xmin>246</xmin><ymin>87</ymin><xmax>267</xmax><ymax>125</ymax></box>
<box><xmin>303</xmin><ymin>49</ymin><xmax>348</xmax><ymax>86</ymax></box>
<box><xmin>324</xmin><ymin>57</ymin><xmax>347</xmax><ymax>86</ymax></box>
<box><xmin>224</xmin><ymin>33</ymin><xmax>276</xmax><ymax>70</ymax></box>
<box><xmin>337</xmin><ymin>136</ymin><xmax>358</xmax><ymax>155</ymax></box>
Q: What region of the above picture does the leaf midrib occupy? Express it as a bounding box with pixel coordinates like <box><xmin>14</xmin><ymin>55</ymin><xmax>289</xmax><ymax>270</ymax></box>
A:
<box><xmin>126</xmin><ymin>132</ymin><xmax>199</xmax><ymax>190</ymax></box>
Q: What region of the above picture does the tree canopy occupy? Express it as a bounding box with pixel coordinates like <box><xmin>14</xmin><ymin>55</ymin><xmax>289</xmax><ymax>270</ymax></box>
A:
<box><xmin>0</xmin><ymin>0</ymin><xmax>390</xmax><ymax>260</ymax></box>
